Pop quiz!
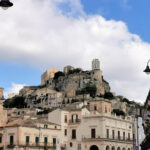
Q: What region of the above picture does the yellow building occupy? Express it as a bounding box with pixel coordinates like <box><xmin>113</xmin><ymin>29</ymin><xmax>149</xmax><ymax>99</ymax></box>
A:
<box><xmin>41</xmin><ymin>68</ymin><xmax>59</xmax><ymax>85</ymax></box>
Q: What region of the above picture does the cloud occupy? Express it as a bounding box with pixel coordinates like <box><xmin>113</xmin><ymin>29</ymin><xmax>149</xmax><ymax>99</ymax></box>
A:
<box><xmin>4</xmin><ymin>83</ymin><xmax>26</xmax><ymax>98</ymax></box>
<box><xmin>0</xmin><ymin>0</ymin><xmax>149</xmax><ymax>102</ymax></box>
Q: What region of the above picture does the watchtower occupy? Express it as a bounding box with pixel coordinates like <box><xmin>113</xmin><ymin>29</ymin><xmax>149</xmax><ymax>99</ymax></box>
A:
<box><xmin>92</xmin><ymin>59</ymin><xmax>100</xmax><ymax>70</ymax></box>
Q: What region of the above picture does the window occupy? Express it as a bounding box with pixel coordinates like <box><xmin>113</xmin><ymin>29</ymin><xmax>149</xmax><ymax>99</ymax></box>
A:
<box><xmin>72</xmin><ymin>114</ymin><xmax>78</xmax><ymax>123</ymax></box>
<box><xmin>105</xmin><ymin>107</ymin><xmax>107</xmax><ymax>113</ymax></box>
<box><xmin>70</xmin><ymin>142</ymin><xmax>73</xmax><ymax>147</ymax></box>
<box><xmin>133</xmin><ymin>133</ymin><xmax>135</xmax><ymax>140</ymax></box>
<box><xmin>53</xmin><ymin>138</ymin><xmax>56</xmax><ymax>147</ymax></box>
<box><xmin>128</xmin><ymin>133</ymin><xmax>130</xmax><ymax>140</ymax></box>
<box><xmin>64</xmin><ymin>115</ymin><xmax>68</xmax><ymax>123</ymax></box>
<box><xmin>44</xmin><ymin>137</ymin><xmax>48</xmax><ymax>144</ymax></box>
<box><xmin>44</xmin><ymin>124</ymin><xmax>48</xmax><ymax>128</ymax></box>
<box><xmin>64</xmin><ymin>129</ymin><xmax>67</xmax><ymax>136</ymax></box>
<box><xmin>35</xmin><ymin>137</ymin><xmax>39</xmax><ymax>144</ymax></box>
<box><xmin>72</xmin><ymin>129</ymin><xmax>76</xmax><ymax>139</ymax></box>
<box><xmin>123</xmin><ymin>132</ymin><xmax>125</xmax><ymax>140</ymax></box>
<box><xmin>112</xmin><ymin>130</ymin><xmax>115</xmax><ymax>139</ymax></box>
<box><xmin>10</xmin><ymin>136</ymin><xmax>13</xmax><ymax>145</ymax></box>
<box><xmin>26</xmin><ymin>136</ymin><xmax>30</xmax><ymax>145</ymax></box>
<box><xmin>118</xmin><ymin>131</ymin><xmax>120</xmax><ymax>139</ymax></box>
<box><xmin>91</xmin><ymin>128</ymin><xmax>96</xmax><ymax>138</ymax></box>
<box><xmin>94</xmin><ymin>106</ymin><xmax>97</xmax><ymax>111</ymax></box>
<box><xmin>106</xmin><ymin>129</ymin><xmax>109</xmax><ymax>138</ymax></box>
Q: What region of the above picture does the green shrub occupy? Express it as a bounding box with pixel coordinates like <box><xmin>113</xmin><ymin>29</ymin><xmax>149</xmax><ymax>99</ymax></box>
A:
<box><xmin>104</xmin><ymin>92</ymin><xmax>115</xmax><ymax>100</ymax></box>
<box><xmin>54</xmin><ymin>71</ymin><xmax>65</xmax><ymax>80</ymax></box>
<box><xmin>76</xmin><ymin>83</ymin><xmax>97</xmax><ymax>98</ymax></box>
<box><xmin>3</xmin><ymin>96</ymin><xmax>27</xmax><ymax>108</ymax></box>
<box><xmin>68</xmin><ymin>68</ymin><xmax>82</xmax><ymax>75</ymax></box>
<box><xmin>112</xmin><ymin>109</ymin><xmax>125</xmax><ymax>116</ymax></box>
<box><xmin>71</xmin><ymin>99</ymin><xmax>80</xmax><ymax>103</ymax></box>
<box><xmin>37</xmin><ymin>108</ymin><xmax>54</xmax><ymax>115</ymax></box>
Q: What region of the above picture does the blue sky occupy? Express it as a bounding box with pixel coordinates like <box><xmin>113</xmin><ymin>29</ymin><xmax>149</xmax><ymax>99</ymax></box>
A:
<box><xmin>81</xmin><ymin>0</ymin><xmax>150</xmax><ymax>43</ymax></box>
<box><xmin>0</xmin><ymin>0</ymin><xmax>149</xmax><ymax>102</ymax></box>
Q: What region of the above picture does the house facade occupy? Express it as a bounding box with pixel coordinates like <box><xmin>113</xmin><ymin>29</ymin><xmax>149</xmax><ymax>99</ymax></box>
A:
<box><xmin>48</xmin><ymin>98</ymin><xmax>136</xmax><ymax>150</ymax></box>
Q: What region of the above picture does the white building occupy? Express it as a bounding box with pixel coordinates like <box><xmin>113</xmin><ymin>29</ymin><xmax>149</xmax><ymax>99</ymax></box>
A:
<box><xmin>48</xmin><ymin>98</ymin><xmax>136</xmax><ymax>150</ymax></box>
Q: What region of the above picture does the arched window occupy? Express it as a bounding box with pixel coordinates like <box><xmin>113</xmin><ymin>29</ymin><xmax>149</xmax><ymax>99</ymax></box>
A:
<box><xmin>127</xmin><ymin>148</ymin><xmax>130</xmax><ymax>150</ymax></box>
<box><xmin>117</xmin><ymin>147</ymin><xmax>121</xmax><ymax>150</ymax></box>
<box><xmin>122</xmin><ymin>148</ymin><xmax>126</xmax><ymax>150</ymax></box>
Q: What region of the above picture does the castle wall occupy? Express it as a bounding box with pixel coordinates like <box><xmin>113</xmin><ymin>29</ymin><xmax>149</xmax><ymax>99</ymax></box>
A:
<box><xmin>41</xmin><ymin>68</ymin><xmax>59</xmax><ymax>85</ymax></box>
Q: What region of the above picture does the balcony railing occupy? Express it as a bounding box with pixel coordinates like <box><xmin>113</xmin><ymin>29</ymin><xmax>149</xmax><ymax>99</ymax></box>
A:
<box><xmin>7</xmin><ymin>144</ymin><xmax>15</xmax><ymax>148</ymax></box>
<box><xmin>82</xmin><ymin>136</ymin><xmax>136</xmax><ymax>143</ymax></box>
<box><xmin>69</xmin><ymin>119</ymin><xmax>81</xmax><ymax>124</ymax></box>
<box><xmin>18</xmin><ymin>142</ymin><xmax>56</xmax><ymax>148</ymax></box>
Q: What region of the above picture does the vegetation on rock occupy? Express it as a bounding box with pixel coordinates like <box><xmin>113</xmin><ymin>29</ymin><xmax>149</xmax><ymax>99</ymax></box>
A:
<box><xmin>37</xmin><ymin>108</ymin><xmax>54</xmax><ymax>115</ymax></box>
<box><xmin>104</xmin><ymin>92</ymin><xmax>115</xmax><ymax>100</ymax></box>
<box><xmin>54</xmin><ymin>71</ymin><xmax>65</xmax><ymax>80</ymax></box>
<box><xmin>112</xmin><ymin>109</ymin><xmax>125</xmax><ymax>116</ymax></box>
<box><xmin>3</xmin><ymin>96</ymin><xmax>27</xmax><ymax>108</ymax></box>
<box><xmin>76</xmin><ymin>83</ymin><xmax>97</xmax><ymax>98</ymax></box>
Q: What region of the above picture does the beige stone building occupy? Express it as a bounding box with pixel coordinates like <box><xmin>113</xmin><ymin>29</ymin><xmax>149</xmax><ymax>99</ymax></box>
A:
<box><xmin>26</xmin><ymin>88</ymin><xmax>63</xmax><ymax>108</ymax></box>
<box><xmin>41</xmin><ymin>68</ymin><xmax>59</xmax><ymax>85</ymax></box>
<box><xmin>0</xmin><ymin>88</ymin><xmax>4</xmax><ymax>100</ymax></box>
<box><xmin>0</xmin><ymin>118</ymin><xmax>63</xmax><ymax>150</ymax></box>
<box><xmin>48</xmin><ymin>98</ymin><xmax>136</xmax><ymax>150</ymax></box>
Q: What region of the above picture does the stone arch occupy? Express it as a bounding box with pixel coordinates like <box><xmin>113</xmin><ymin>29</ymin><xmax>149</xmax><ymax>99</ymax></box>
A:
<box><xmin>122</xmin><ymin>148</ymin><xmax>126</xmax><ymax>150</ymax></box>
<box><xmin>90</xmin><ymin>145</ymin><xmax>99</xmax><ymax>150</ymax></box>
<box><xmin>117</xmin><ymin>147</ymin><xmax>121</xmax><ymax>150</ymax></box>
<box><xmin>106</xmin><ymin>146</ymin><xmax>110</xmax><ymax>150</ymax></box>
<box><xmin>127</xmin><ymin>148</ymin><xmax>130</xmax><ymax>150</ymax></box>
<box><xmin>112</xmin><ymin>146</ymin><xmax>115</xmax><ymax>150</ymax></box>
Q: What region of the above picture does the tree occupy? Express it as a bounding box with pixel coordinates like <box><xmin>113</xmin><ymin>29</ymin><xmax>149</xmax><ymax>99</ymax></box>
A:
<box><xmin>54</xmin><ymin>71</ymin><xmax>65</xmax><ymax>80</ymax></box>
<box><xmin>112</xmin><ymin>109</ymin><xmax>125</xmax><ymax>116</ymax></box>
<box><xmin>76</xmin><ymin>83</ymin><xmax>97</xmax><ymax>98</ymax></box>
<box><xmin>104</xmin><ymin>92</ymin><xmax>115</xmax><ymax>100</ymax></box>
<box><xmin>3</xmin><ymin>96</ymin><xmax>27</xmax><ymax>108</ymax></box>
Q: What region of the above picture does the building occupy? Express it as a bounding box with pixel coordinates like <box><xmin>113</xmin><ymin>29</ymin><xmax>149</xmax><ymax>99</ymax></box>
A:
<box><xmin>141</xmin><ymin>90</ymin><xmax>150</xmax><ymax>150</ymax></box>
<box><xmin>63</xmin><ymin>66</ymin><xmax>75</xmax><ymax>74</ymax></box>
<box><xmin>48</xmin><ymin>98</ymin><xmax>136</xmax><ymax>150</ymax></box>
<box><xmin>0</xmin><ymin>101</ymin><xmax>7</xmax><ymax>127</ymax></box>
<box><xmin>92</xmin><ymin>59</ymin><xmax>100</xmax><ymax>70</ymax></box>
<box><xmin>25</xmin><ymin>88</ymin><xmax>63</xmax><ymax>108</ymax></box>
<box><xmin>0</xmin><ymin>88</ymin><xmax>4</xmax><ymax>100</ymax></box>
<box><xmin>41</xmin><ymin>68</ymin><xmax>59</xmax><ymax>85</ymax></box>
<box><xmin>0</xmin><ymin>118</ymin><xmax>62</xmax><ymax>150</ymax></box>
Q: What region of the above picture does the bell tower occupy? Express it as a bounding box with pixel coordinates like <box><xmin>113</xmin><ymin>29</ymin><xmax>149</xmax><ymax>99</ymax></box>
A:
<box><xmin>92</xmin><ymin>59</ymin><xmax>100</xmax><ymax>70</ymax></box>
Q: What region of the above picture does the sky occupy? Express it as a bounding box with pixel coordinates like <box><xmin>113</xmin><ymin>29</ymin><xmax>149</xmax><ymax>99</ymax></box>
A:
<box><xmin>0</xmin><ymin>0</ymin><xmax>150</xmax><ymax>102</ymax></box>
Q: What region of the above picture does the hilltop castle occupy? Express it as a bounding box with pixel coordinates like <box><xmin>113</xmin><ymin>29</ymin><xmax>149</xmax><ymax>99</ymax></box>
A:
<box><xmin>19</xmin><ymin>59</ymin><xmax>110</xmax><ymax>108</ymax></box>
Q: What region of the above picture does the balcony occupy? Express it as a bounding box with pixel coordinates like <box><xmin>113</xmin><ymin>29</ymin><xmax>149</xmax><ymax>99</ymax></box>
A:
<box><xmin>82</xmin><ymin>136</ymin><xmax>136</xmax><ymax>144</ymax></box>
<box><xmin>7</xmin><ymin>144</ymin><xmax>15</xmax><ymax>148</ymax></box>
<box><xmin>18</xmin><ymin>142</ymin><xmax>56</xmax><ymax>148</ymax></box>
<box><xmin>69</xmin><ymin>119</ymin><xmax>81</xmax><ymax>124</ymax></box>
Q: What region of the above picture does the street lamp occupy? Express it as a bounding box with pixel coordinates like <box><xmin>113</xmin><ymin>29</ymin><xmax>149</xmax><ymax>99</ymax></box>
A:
<box><xmin>0</xmin><ymin>0</ymin><xmax>13</xmax><ymax>10</ymax></box>
<box><xmin>144</xmin><ymin>60</ymin><xmax>150</xmax><ymax>75</ymax></box>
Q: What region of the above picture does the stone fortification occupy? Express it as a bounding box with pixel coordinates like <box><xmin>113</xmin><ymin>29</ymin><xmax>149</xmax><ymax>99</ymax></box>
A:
<box><xmin>19</xmin><ymin>59</ymin><xmax>110</xmax><ymax>108</ymax></box>
<box><xmin>41</xmin><ymin>68</ymin><xmax>59</xmax><ymax>85</ymax></box>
